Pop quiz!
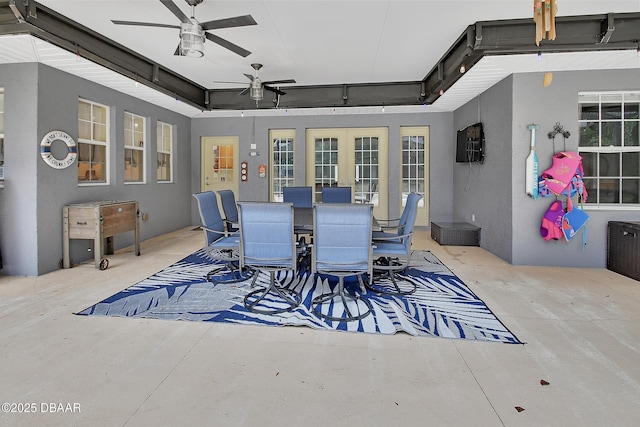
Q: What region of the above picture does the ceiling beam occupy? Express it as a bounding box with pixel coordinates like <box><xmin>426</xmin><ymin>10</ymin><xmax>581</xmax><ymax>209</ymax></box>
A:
<box><xmin>1</xmin><ymin>2</ymin><xmax>639</xmax><ymax>111</ymax></box>
<box><xmin>423</xmin><ymin>12</ymin><xmax>640</xmax><ymax>104</ymax></box>
<box><xmin>1</xmin><ymin>0</ymin><xmax>208</xmax><ymax>109</ymax></box>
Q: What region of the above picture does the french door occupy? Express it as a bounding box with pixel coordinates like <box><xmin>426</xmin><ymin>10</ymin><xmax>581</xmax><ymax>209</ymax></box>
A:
<box><xmin>306</xmin><ymin>127</ymin><xmax>388</xmax><ymax>218</ymax></box>
<box><xmin>400</xmin><ymin>126</ymin><xmax>429</xmax><ymax>226</ymax></box>
<box><xmin>200</xmin><ymin>136</ymin><xmax>239</xmax><ymax>196</ymax></box>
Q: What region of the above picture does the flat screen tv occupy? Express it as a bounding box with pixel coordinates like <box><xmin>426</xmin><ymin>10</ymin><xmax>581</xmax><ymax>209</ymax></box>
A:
<box><xmin>456</xmin><ymin>122</ymin><xmax>485</xmax><ymax>163</ymax></box>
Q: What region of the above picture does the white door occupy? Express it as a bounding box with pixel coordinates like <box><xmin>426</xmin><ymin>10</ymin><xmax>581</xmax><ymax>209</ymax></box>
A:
<box><xmin>201</xmin><ymin>136</ymin><xmax>240</xmax><ymax>196</ymax></box>
<box><xmin>306</xmin><ymin>127</ymin><xmax>388</xmax><ymax>219</ymax></box>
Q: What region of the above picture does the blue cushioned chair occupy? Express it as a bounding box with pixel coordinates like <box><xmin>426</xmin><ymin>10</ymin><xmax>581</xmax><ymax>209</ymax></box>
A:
<box><xmin>238</xmin><ymin>202</ymin><xmax>301</xmax><ymax>314</ymax></box>
<box><xmin>283</xmin><ymin>186</ymin><xmax>313</xmax><ymax>208</ymax></box>
<box><xmin>217</xmin><ymin>189</ymin><xmax>239</xmax><ymax>233</ymax></box>
<box><xmin>372</xmin><ymin>192</ymin><xmax>422</xmax><ymax>241</ymax></box>
<box><xmin>321</xmin><ymin>186</ymin><xmax>352</xmax><ymax>203</ymax></box>
<box><xmin>311</xmin><ymin>203</ymin><xmax>373</xmax><ymax>322</ymax></box>
<box><xmin>369</xmin><ymin>192</ymin><xmax>423</xmax><ymax>295</ymax></box>
<box><xmin>193</xmin><ymin>191</ymin><xmax>252</xmax><ymax>284</ymax></box>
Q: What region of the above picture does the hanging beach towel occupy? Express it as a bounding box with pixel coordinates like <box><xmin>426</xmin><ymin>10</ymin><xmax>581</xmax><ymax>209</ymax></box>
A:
<box><xmin>562</xmin><ymin>197</ymin><xmax>589</xmax><ymax>249</ymax></box>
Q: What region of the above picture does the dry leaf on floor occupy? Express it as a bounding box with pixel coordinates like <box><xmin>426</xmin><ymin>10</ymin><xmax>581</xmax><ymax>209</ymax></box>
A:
<box><xmin>515</xmin><ymin>406</ymin><xmax>525</xmax><ymax>412</ymax></box>
<box><xmin>540</xmin><ymin>379</ymin><xmax>550</xmax><ymax>385</ymax></box>
<box><xmin>275</xmin><ymin>372</ymin><xmax>279</xmax><ymax>376</ymax></box>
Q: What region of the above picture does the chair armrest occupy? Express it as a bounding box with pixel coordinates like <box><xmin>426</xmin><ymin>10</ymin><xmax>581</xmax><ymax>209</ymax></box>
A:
<box><xmin>372</xmin><ymin>230</ymin><xmax>413</xmax><ymax>242</ymax></box>
<box><xmin>200</xmin><ymin>225</ymin><xmax>238</xmax><ymax>238</ymax></box>
<box><xmin>375</xmin><ymin>217</ymin><xmax>402</xmax><ymax>227</ymax></box>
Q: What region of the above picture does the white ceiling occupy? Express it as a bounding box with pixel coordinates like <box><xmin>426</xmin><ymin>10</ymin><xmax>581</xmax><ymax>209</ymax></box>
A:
<box><xmin>2</xmin><ymin>0</ymin><xmax>640</xmax><ymax>117</ymax></box>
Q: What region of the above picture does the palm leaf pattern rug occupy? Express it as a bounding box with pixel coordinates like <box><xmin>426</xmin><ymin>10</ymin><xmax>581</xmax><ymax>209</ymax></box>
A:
<box><xmin>77</xmin><ymin>250</ymin><xmax>520</xmax><ymax>344</ymax></box>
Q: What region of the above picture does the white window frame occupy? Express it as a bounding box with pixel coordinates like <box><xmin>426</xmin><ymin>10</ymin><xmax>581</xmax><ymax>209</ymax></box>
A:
<box><xmin>578</xmin><ymin>91</ymin><xmax>640</xmax><ymax>208</ymax></box>
<box><xmin>124</xmin><ymin>111</ymin><xmax>146</xmax><ymax>184</ymax></box>
<box><xmin>77</xmin><ymin>98</ymin><xmax>109</xmax><ymax>185</ymax></box>
<box><xmin>156</xmin><ymin>121</ymin><xmax>173</xmax><ymax>183</ymax></box>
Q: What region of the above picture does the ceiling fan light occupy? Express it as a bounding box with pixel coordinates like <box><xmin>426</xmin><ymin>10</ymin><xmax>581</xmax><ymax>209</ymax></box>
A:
<box><xmin>250</xmin><ymin>79</ymin><xmax>263</xmax><ymax>101</ymax></box>
<box><xmin>180</xmin><ymin>22</ymin><xmax>205</xmax><ymax>58</ymax></box>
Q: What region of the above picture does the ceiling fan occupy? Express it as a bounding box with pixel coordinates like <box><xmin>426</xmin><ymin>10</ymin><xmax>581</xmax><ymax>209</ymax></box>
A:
<box><xmin>239</xmin><ymin>63</ymin><xmax>296</xmax><ymax>101</ymax></box>
<box><xmin>111</xmin><ymin>0</ymin><xmax>256</xmax><ymax>58</ymax></box>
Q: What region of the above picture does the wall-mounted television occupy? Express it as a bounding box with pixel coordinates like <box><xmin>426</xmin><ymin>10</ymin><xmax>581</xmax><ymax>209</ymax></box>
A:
<box><xmin>456</xmin><ymin>122</ymin><xmax>485</xmax><ymax>163</ymax></box>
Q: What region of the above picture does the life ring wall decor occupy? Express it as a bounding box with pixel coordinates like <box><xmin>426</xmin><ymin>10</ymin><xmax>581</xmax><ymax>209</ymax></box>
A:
<box><xmin>40</xmin><ymin>131</ymin><xmax>78</xmax><ymax>169</ymax></box>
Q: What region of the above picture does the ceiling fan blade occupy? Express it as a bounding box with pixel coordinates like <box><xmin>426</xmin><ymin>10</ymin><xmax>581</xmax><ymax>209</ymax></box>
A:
<box><xmin>200</xmin><ymin>15</ymin><xmax>257</xmax><ymax>31</ymax></box>
<box><xmin>212</xmin><ymin>80</ymin><xmax>246</xmax><ymax>84</ymax></box>
<box><xmin>159</xmin><ymin>0</ymin><xmax>191</xmax><ymax>24</ymax></box>
<box><xmin>262</xmin><ymin>79</ymin><xmax>296</xmax><ymax>85</ymax></box>
<box><xmin>173</xmin><ymin>44</ymin><xmax>182</xmax><ymax>56</ymax></box>
<box><xmin>238</xmin><ymin>87</ymin><xmax>249</xmax><ymax>96</ymax></box>
<box><xmin>264</xmin><ymin>85</ymin><xmax>286</xmax><ymax>96</ymax></box>
<box><xmin>243</xmin><ymin>73</ymin><xmax>255</xmax><ymax>82</ymax></box>
<box><xmin>205</xmin><ymin>33</ymin><xmax>252</xmax><ymax>57</ymax></box>
<box><xmin>111</xmin><ymin>20</ymin><xmax>180</xmax><ymax>29</ymax></box>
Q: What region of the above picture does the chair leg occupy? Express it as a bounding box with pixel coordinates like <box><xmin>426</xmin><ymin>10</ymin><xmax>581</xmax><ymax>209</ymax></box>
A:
<box><xmin>206</xmin><ymin>250</ymin><xmax>254</xmax><ymax>284</ymax></box>
<box><xmin>367</xmin><ymin>256</ymin><xmax>417</xmax><ymax>295</ymax></box>
<box><xmin>312</xmin><ymin>275</ymin><xmax>373</xmax><ymax>322</ymax></box>
<box><xmin>244</xmin><ymin>270</ymin><xmax>301</xmax><ymax>315</ymax></box>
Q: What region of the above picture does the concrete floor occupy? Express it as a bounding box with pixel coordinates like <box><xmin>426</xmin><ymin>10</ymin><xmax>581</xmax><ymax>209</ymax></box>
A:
<box><xmin>1</xmin><ymin>227</ymin><xmax>639</xmax><ymax>426</ymax></box>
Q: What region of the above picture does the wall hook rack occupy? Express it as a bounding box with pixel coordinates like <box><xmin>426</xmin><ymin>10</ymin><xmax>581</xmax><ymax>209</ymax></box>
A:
<box><xmin>548</xmin><ymin>122</ymin><xmax>570</xmax><ymax>152</ymax></box>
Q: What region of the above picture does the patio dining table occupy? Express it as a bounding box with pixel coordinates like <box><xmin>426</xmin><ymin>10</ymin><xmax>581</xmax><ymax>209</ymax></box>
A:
<box><xmin>293</xmin><ymin>207</ymin><xmax>381</xmax><ymax>232</ymax></box>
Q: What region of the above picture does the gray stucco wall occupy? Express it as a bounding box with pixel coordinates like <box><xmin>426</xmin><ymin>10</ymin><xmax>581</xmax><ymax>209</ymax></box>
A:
<box><xmin>453</xmin><ymin>69</ymin><xmax>640</xmax><ymax>267</ymax></box>
<box><xmin>190</xmin><ymin>112</ymin><xmax>455</xmax><ymax>228</ymax></box>
<box><xmin>0</xmin><ymin>64</ymin><xmax>39</xmax><ymax>275</ymax></box>
<box><xmin>453</xmin><ymin>76</ymin><xmax>514</xmax><ymax>263</ymax></box>
<box><xmin>511</xmin><ymin>69</ymin><xmax>640</xmax><ymax>267</ymax></box>
<box><xmin>0</xmin><ymin>63</ymin><xmax>193</xmax><ymax>276</ymax></box>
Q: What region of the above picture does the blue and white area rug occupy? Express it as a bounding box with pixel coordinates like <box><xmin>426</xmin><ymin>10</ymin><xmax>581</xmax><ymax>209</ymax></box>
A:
<box><xmin>77</xmin><ymin>249</ymin><xmax>520</xmax><ymax>344</ymax></box>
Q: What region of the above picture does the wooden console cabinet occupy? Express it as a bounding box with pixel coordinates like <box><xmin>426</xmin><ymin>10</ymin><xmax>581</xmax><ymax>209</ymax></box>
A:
<box><xmin>63</xmin><ymin>200</ymin><xmax>140</xmax><ymax>269</ymax></box>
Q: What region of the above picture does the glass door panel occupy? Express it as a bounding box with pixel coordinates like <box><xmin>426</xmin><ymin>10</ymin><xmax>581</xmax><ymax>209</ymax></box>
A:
<box><xmin>354</xmin><ymin>136</ymin><xmax>379</xmax><ymax>206</ymax></box>
<box><xmin>400</xmin><ymin>127</ymin><xmax>429</xmax><ymax>226</ymax></box>
<box><xmin>201</xmin><ymin>136</ymin><xmax>239</xmax><ymax>196</ymax></box>
<box><xmin>306</xmin><ymin>128</ymin><xmax>388</xmax><ymax>218</ymax></box>
<box><xmin>270</xmin><ymin>129</ymin><xmax>295</xmax><ymax>202</ymax></box>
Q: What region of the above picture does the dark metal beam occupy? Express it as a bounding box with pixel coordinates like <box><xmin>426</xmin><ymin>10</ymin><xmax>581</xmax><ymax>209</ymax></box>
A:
<box><xmin>422</xmin><ymin>12</ymin><xmax>640</xmax><ymax>104</ymax></box>
<box><xmin>207</xmin><ymin>81</ymin><xmax>424</xmax><ymax>110</ymax></box>
<box><xmin>1</xmin><ymin>2</ymin><xmax>639</xmax><ymax>111</ymax></box>
<box><xmin>1</xmin><ymin>0</ymin><xmax>208</xmax><ymax>109</ymax></box>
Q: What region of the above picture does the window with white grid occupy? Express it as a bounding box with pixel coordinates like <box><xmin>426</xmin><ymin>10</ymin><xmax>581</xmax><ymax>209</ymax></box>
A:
<box><xmin>156</xmin><ymin>121</ymin><xmax>173</xmax><ymax>182</ymax></box>
<box><xmin>77</xmin><ymin>99</ymin><xmax>109</xmax><ymax>184</ymax></box>
<box><xmin>124</xmin><ymin>111</ymin><xmax>145</xmax><ymax>183</ymax></box>
<box><xmin>578</xmin><ymin>92</ymin><xmax>640</xmax><ymax>206</ymax></box>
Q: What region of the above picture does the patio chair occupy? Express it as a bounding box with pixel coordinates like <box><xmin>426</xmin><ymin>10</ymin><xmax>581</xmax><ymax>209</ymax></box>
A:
<box><xmin>311</xmin><ymin>203</ymin><xmax>374</xmax><ymax>322</ymax></box>
<box><xmin>369</xmin><ymin>192</ymin><xmax>423</xmax><ymax>295</ymax></box>
<box><xmin>283</xmin><ymin>186</ymin><xmax>313</xmax><ymax>207</ymax></box>
<box><xmin>321</xmin><ymin>186</ymin><xmax>352</xmax><ymax>203</ymax></box>
<box><xmin>238</xmin><ymin>202</ymin><xmax>301</xmax><ymax>315</ymax></box>
<box><xmin>372</xmin><ymin>192</ymin><xmax>422</xmax><ymax>240</ymax></box>
<box><xmin>217</xmin><ymin>189</ymin><xmax>239</xmax><ymax>233</ymax></box>
<box><xmin>193</xmin><ymin>191</ymin><xmax>252</xmax><ymax>284</ymax></box>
